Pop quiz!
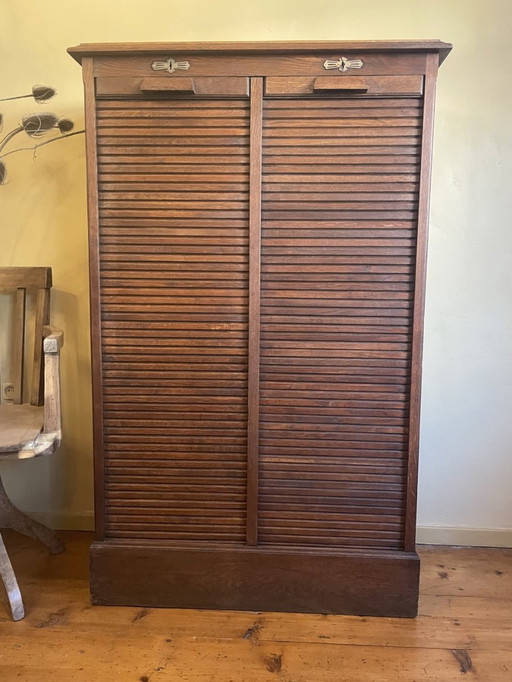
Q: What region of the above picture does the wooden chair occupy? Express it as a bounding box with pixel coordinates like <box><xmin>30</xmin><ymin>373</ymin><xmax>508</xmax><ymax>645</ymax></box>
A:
<box><xmin>0</xmin><ymin>267</ymin><xmax>64</xmax><ymax>621</ymax></box>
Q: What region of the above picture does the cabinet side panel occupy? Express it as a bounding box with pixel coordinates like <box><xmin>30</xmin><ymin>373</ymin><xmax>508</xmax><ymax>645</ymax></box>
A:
<box><xmin>83</xmin><ymin>58</ymin><xmax>106</xmax><ymax>540</ymax></box>
<box><xmin>95</xmin><ymin>97</ymin><xmax>250</xmax><ymax>543</ymax></box>
<box><xmin>405</xmin><ymin>54</ymin><xmax>439</xmax><ymax>549</ymax></box>
<box><xmin>259</xmin><ymin>96</ymin><xmax>423</xmax><ymax>550</ymax></box>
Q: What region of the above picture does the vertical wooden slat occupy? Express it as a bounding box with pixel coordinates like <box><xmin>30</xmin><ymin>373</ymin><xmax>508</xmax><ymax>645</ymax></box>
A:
<box><xmin>13</xmin><ymin>288</ymin><xmax>26</xmax><ymax>405</ymax></box>
<box><xmin>246</xmin><ymin>77</ymin><xmax>263</xmax><ymax>546</ymax></box>
<box><xmin>30</xmin><ymin>287</ymin><xmax>50</xmax><ymax>406</ymax></box>
<box><xmin>42</xmin><ymin>327</ymin><xmax>63</xmax><ymax>436</ymax></box>
<box><xmin>83</xmin><ymin>56</ymin><xmax>106</xmax><ymax>541</ymax></box>
<box><xmin>404</xmin><ymin>54</ymin><xmax>440</xmax><ymax>551</ymax></box>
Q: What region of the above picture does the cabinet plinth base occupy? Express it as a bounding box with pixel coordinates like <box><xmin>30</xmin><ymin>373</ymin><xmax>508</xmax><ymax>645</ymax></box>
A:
<box><xmin>90</xmin><ymin>541</ymin><xmax>420</xmax><ymax>617</ymax></box>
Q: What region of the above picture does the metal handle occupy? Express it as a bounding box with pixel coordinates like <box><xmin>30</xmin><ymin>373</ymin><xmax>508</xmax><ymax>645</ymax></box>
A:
<box><xmin>324</xmin><ymin>57</ymin><xmax>364</xmax><ymax>72</ymax></box>
<box><xmin>152</xmin><ymin>58</ymin><xmax>191</xmax><ymax>73</ymax></box>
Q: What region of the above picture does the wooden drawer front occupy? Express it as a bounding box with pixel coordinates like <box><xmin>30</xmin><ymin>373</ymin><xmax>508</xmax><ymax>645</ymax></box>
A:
<box><xmin>92</xmin><ymin>53</ymin><xmax>428</xmax><ymax>79</ymax></box>
<box><xmin>265</xmin><ymin>75</ymin><xmax>423</xmax><ymax>96</ymax></box>
<box><xmin>258</xmin><ymin>96</ymin><xmax>423</xmax><ymax>550</ymax></box>
<box><xmin>96</xmin><ymin>97</ymin><xmax>250</xmax><ymax>543</ymax></box>
<box><xmin>96</xmin><ymin>76</ymin><xmax>250</xmax><ymax>97</ymax></box>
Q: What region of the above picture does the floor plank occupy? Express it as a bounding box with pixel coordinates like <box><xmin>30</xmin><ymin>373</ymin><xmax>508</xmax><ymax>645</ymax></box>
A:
<box><xmin>0</xmin><ymin>531</ymin><xmax>511</xmax><ymax>681</ymax></box>
<box><xmin>420</xmin><ymin>545</ymin><xmax>512</xmax><ymax>597</ymax></box>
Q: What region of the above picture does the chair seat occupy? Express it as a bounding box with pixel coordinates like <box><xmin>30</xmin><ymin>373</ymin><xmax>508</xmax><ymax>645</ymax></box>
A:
<box><xmin>0</xmin><ymin>404</ymin><xmax>44</xmax><ymax>458</ymax></box>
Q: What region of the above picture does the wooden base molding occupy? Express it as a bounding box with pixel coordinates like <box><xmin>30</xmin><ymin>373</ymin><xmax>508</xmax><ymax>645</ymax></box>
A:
<box><xmin>90</xmin><ymin>542</ymin><xmax>420</xmax><ymax>617</ymax></box>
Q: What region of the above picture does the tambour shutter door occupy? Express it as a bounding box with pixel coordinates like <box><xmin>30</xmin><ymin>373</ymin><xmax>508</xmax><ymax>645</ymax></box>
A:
<box><xmin>259</xmin><ymin>96</ymin><xmax>422</xmax><ymax>550</ymax></box>
<box><xmin>95</xmin><ymin>97</ymin><xmax>250</xmax><ymax>542</ymax></box>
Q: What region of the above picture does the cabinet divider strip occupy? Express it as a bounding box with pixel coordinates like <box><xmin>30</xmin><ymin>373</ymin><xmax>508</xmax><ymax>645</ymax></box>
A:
<box><xmin>246</xmin><ymin>77</ymin><xmax>263</xmax><ymax>546</ymax></box>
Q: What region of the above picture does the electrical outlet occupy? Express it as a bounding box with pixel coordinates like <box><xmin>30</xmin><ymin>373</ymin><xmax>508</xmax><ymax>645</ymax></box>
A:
<box><xmin>2</xmin><ymin>383</ymin><xmax>15</xmax><ymax>403</ymax></box>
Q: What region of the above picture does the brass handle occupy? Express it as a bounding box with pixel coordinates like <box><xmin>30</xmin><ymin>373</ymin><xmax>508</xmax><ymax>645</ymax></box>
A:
<box><xmin>152</xmin><ymin>58</ymin><xmax>190</xmax><ymax>73</ymax></box>
<box><xmin>324</xmin><ymin>57</ymin><xmax>364</xmax><ymax>72</ymax></box>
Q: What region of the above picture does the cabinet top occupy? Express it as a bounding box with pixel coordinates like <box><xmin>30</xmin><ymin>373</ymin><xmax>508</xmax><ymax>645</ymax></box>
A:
<box><xmin>68</xmin><ymin>40</ymin><xmax>452</xmax><ymax>65</ymax></box>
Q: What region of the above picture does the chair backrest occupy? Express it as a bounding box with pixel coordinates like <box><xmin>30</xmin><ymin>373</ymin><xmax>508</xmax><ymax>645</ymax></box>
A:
<box><xmin>0</xmin><ymin>267</ymin><xmax>52</xmax><ymax>406</ymax></box>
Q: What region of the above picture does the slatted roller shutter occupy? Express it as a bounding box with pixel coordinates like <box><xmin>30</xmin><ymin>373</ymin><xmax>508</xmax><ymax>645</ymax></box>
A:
<box><xmin>258</xmin><ymin>97</ymin><xmax>422</xmax><ymax>550</ymax></box>
<box><xmin>95</xmin><ymin>98</ymin><xmax>250</xmax><ymax>542</ymax></box>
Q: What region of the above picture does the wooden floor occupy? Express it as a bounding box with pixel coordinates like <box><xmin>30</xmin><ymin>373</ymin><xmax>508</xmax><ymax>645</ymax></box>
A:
<box><xmin>0</xmin><ymin>532</ymin><xmax>510</xmax><ymax>681</ymax></box>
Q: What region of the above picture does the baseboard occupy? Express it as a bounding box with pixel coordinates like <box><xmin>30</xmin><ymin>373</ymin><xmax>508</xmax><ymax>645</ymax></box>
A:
<box><xmin>21</xmin><ymin>514</ymin><xmax>512</xmax><ymax>548</ymax></box>
<box><xmin>25</xmin><ymin>511</ymin><xmax>94</xmax><ymax>532</ymax></box>
<box><xmin>417</xmin><ymin>526</ymin><xmax>512</xmax><ymax>548</ymax></box>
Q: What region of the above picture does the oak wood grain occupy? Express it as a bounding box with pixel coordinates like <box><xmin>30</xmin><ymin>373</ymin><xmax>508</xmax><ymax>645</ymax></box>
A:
<box><xmin>95</xmin><ymin>95</ymin><xmax>251</xmax><ymax>544</ymax></box>
<box><xmin>265</xmin><ymin>75</ymin><xmax>423</xmax><ymax>96</ymax></box>
<box><xmin>246</xmin><ymin>78</ymin><xmax>263</xmax><ymax>546</ymax></box>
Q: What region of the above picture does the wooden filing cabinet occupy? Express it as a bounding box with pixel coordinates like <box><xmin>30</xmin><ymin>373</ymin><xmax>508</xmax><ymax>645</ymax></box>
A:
<box><xmin>69</xmin><ymin>40</ymin><xmax>451</xmax><ymax>616</ymax></box>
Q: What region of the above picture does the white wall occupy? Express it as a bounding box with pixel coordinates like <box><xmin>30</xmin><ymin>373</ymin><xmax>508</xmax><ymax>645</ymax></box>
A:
<box><xmin>2</xmin><ymin>0</ymin><xmax>512</xmax><ymax>545</ymax></box>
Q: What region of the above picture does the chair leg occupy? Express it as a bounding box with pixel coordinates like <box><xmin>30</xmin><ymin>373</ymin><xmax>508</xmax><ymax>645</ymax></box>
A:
<box><xmin>0</xmin><ymin>532</ymin><xmax>25</xmax><ymax>621</ymax></box>
<box><xmin>0</xmin><ymin>475</ymin><xmax>65</xmax><ymax>555</ymax></box>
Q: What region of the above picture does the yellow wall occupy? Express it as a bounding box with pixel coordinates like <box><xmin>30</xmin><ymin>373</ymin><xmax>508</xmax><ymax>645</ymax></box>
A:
<box><xmin>2</xmin><ymin>0</ymin><xmax>512</xmax><ymax>543</ymax></box>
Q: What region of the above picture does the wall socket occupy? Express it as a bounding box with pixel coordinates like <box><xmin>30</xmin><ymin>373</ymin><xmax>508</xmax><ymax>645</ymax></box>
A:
<box><xmin>2</xmin><ymin>383</ymin><xmax>15</xmax><ymax>403</ymax></box>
